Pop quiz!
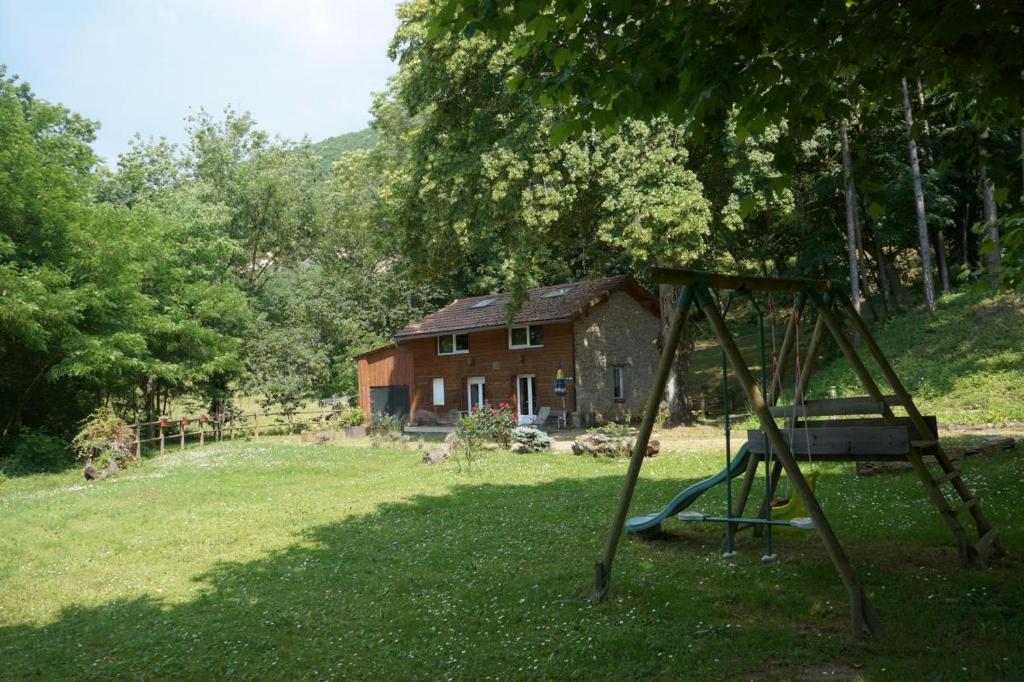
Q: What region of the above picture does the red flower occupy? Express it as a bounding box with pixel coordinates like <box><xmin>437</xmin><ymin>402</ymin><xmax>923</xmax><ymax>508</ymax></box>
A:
<box><xmin>471</xmin><ymin>405</ymin><xmax>479</xmax><ymax>413</ymax></box>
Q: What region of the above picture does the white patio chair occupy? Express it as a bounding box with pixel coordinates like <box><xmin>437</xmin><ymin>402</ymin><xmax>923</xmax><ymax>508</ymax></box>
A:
<box><xmin>524</xmin><ymin>406</ymin><xmax>551</xmax><ymax>429</ymax></box>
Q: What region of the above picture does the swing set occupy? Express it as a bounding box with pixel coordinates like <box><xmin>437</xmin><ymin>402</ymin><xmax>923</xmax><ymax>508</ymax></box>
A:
<box><xmin>592</xmin><ymin>268</ymin><xmax>1003</xmax><ymax>638</ymax></box>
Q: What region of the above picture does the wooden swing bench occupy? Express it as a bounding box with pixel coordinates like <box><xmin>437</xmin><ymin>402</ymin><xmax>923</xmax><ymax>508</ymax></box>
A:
<box><xmin>747</xmin><ymin>395</ymin><xmax>940</xmax><ymax>462</ymax></box>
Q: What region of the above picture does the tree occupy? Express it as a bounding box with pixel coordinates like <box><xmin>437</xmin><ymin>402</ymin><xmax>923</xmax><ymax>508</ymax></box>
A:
<box><xmin>901</xmin><ymin>77</ymin><xmax>938</xmax><ymax>312</ymax></box>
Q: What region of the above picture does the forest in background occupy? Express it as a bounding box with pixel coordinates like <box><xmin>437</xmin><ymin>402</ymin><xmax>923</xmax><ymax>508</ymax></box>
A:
<box><xmin>1</xmin><ymin>1</ymin><xmax>1022</xmax><ymax>463</ymax></box>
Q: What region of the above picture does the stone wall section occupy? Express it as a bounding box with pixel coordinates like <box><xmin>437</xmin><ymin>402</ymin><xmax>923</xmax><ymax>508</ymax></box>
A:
<box><xmin>573</xmin><ymin>290</ymin><xmax>660</xmax><ymax>424</ymax></box>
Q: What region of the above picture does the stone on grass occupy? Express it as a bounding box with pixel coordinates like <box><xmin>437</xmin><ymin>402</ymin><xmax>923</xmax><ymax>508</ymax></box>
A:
<box><xmin>571</xmin><ymin>433</ymin><xmax>660</xmax><ymax>458</ymax></box>
<box><xmin>422</xmin><ymin>449</ymin><xmax>448</xmax><ymax>464</ymax></box>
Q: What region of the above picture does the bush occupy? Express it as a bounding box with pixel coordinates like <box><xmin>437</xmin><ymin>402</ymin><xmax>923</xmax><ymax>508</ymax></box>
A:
<box><xmin>368</xmin><ymin>412</ymin><xmax>403</xmax><ymax>435</ymax></box>
<box><xmin>457</xmin><ymin>403</ymin><xmax>516</xmax><ymax>447</ymax></box>
<box><xmin>337</xmin><ymin>406</ymin><xmax>366</xmax><ymax>428</ymax></box>
<box><xmin>511</xmin><ymin>426</ymin><xmax>552</xmax><ymax>452</ymax></box>
<box><xmin>71</xmin><ymin>407</ymin><xmax>136</xmax><ymax>468</ymax></box>
<box><xmin>0</xmin><ymin>431</ymin><xmax>73</xmax><ymax>477</ymax></box>
<box><xmin>588</xmin><ymin>421</ymin><xmax>636</xmax><ymax>438</ymax></box>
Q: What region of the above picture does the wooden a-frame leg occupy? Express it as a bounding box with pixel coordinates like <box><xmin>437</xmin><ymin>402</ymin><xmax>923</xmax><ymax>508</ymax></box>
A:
<box><xmin>700</xmin><ymin>288</ymin><xmax>881</xmax><ymax>638</ymax></box>
<box><xmin>591</xmin><ymin>287</ymin><xmax>694</xmax><ymax>602</ymax></box>
<box><xmin>837</xmin><ymin>298</ymin><xmax>1002</xmax><ymax>561</ymax></box>
<box><xmin>814</xmin><ymin>298</ymin><xmax>975</xmax><ymax>565</ymax></box>
<box><xmin>733</xmin><ymin>299</ymin><xmax>804</xmax><ymax>521</ymax></box>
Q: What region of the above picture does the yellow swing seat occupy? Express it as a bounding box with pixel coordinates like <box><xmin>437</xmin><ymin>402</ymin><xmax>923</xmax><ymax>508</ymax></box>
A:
<box><xmin>770</xmin><ymin>470</ymin><xmax>820</xmax><ymax>529</ymax></box>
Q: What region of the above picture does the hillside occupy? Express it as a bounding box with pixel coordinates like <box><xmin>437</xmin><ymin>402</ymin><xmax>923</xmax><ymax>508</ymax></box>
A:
<box><xmin>808</xmin><ymin>292</ymin><xmax>1024</xmax><ymax>425</ymax></box>
<box><xmin>313</xmin><ymin>128</ymin><xmax>378</xmax><ymax>170</ymax></box>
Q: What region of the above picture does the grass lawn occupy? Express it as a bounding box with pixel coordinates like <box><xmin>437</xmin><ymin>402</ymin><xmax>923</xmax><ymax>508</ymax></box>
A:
<box><xmin>2</xmin><ymin>437</ymin><xmax>1023</xmax><ymax>680</ymax></box>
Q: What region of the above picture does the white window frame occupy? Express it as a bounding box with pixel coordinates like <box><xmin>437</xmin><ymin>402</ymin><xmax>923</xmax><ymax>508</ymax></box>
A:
<box><xmin>508</xmin><ymin>325</ymin><xmax>544</xmax><ymax>349</ymax></box>
<box><xmin>437</xmin><ymin>333</ymin><xmax>470</xmax><ymax>355</ymax></box>
<box><xmin>432</xmin><ymin>378</ymin><xmax>445</xmax><ymax>406</ymax></box>
<box><xmin>612</xmin><ymin>366</ymin><xmax>625</xmax><ymax>401</ymax></box>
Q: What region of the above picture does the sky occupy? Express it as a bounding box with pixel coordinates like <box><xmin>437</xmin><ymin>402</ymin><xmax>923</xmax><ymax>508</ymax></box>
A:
<box><xmin>0</xmin><ymin>0</ymin><xmax>401</xmax><ymax>163</ymax></box>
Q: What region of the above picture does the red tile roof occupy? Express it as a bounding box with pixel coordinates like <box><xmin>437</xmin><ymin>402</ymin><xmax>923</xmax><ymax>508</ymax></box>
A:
<box><xmin>393</xmin><ymin>274</ymin><xmax>658</xmax><ymax>340</ymax></box>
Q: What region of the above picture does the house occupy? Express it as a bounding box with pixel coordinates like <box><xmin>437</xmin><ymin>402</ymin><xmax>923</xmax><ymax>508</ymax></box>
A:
<box><xmin>356</xmin><ymin>274</ymin><xmax>662</xmax><ymax>427</ymax></box>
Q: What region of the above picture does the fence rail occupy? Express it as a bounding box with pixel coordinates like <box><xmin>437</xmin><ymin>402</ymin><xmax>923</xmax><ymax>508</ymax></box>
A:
<box><xmin>131</xmin><ymin>408</ymin><xmax>345</xmax><ymax>458</ymax></box>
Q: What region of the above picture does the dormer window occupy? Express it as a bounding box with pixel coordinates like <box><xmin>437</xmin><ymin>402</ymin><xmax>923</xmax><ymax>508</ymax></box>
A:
<box><xmin>437</xmin><ymin>333</ymin><xmax>470</xmax><ymax>355</ymax></box>
<box><xmin>509</xmin><ymin>325</ymin><xmax>543</xmax><ymax>349</ymax></box>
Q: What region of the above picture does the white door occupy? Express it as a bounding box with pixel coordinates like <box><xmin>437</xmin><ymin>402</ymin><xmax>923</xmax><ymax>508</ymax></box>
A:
<box><xmin>516</xmin><ymin>374</ymin><xmax>537</xmax><ymax>424</ymax></box>
<box><xmin>467</xmin><ymin>377</ymin><xmax>486</xmax><ymax>411</ymax></box>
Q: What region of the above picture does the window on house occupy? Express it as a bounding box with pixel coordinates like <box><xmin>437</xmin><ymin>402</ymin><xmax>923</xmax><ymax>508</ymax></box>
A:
<box><xmin>432</xmin><ymin>378</ymin><xmax>445</xmax><ymax>406</ymax></box>
<box><xmin>509</xmin><ymin>325</ymin><xmax>544</xmax><ymax>349</ymax></box>
<box><xmin>612</xmin><ymin>367</ymin><xmax>625</xmax><ymax>401</ymax></box>
<box><xmin>437</xmin><ymin>333</ymin><xmax>470</xmax><ymax>355</ymax></box>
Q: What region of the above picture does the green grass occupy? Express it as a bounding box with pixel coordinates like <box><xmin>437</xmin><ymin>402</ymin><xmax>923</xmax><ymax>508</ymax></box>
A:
<box><xmin>2</xmin><ymin>438</ymin><xmax>1023</xmax><ymax>679</ymax></box>
<box><xmin>808</xmin><ymin>292</ymin><xmax>1024</xmax><ymax>425</ymax></box>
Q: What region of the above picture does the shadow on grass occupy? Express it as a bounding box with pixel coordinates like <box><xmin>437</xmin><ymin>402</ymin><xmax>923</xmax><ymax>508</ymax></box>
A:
<box><xmin>2</xmin><ymin>467</ymin><xmax>1021</xmax><ymax>679</ymax></box>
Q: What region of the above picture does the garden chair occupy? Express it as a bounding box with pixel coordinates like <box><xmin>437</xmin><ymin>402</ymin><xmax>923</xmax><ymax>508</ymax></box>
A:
<box><xmin>524</xmin><ymin>406</ymin><xmax>551</xmax><ymax>429</ymax></box>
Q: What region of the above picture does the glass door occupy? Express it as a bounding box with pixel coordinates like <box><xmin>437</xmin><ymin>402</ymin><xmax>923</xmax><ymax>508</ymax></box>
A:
<box><xmin>467</xmin><ymin>377</ymin><xmax>486</xmax><ymax>411</ymax></box>
<box><xmin>516</xmin><ymin>375</ymin><xmax>537</xmax><ymax>424</ymax></box>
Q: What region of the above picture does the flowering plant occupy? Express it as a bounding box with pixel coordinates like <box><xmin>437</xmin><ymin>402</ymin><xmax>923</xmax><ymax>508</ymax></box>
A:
<box><xmin>458</xmin><ymin>402</ymin><xmax>516</xmax><ymax>447</ymax></box>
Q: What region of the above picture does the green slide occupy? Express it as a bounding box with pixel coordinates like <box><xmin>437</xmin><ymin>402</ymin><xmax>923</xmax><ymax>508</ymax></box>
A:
<box><xmin>625</xmin><ymin>443</ymin><xmax>753</xmax><ymax>534</ymax></box>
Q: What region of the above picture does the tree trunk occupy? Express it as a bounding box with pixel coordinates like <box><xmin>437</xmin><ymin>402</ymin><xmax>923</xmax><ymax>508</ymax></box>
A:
<box><xmin>901</xmin><ymin>77</ymin><xmax>937</xmax><ymax>312</ymax></box>
<box><xmin>865</xmin><ymin>220</ymin><xmax>892</xmax><ymax>315</ymax></box>
<box><xmin>962</xmin><ymin>203</ymin><xmax>972</xmax><ymax>269</ymax></box>
<box><xmin>840</xmin><ymin>120</ymin><xmax>862</xmax><ymax>313</ymax></box>
<box><xmin>935</xmin><ymin>228</ymin><xmax>951</xmax><ymax>292</ymax></box>
<box><xmin>659</xmin><ymin>282</ymin><xmax>694</xmax><ymax>424</ymax></box>
<box><xmin>980</xmin><ymin>163</ymin><xmax>1001</xmax><ymax>287</ymax></box>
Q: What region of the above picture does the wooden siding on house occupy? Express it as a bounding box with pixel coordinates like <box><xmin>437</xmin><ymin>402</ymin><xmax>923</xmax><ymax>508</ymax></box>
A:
<box><xmin>406</xmin><ymin>322</ymin><xmax>577</xmax><ymax>422</ymax></box>
<box><xmin>356</xmin><ymin>344</ymin><xmax>413</xmax><ymax>417</ymax></box>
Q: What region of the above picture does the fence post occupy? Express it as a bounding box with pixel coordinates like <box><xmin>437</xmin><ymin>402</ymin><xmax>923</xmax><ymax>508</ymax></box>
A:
<box><xmin>200</xmin><ymin>420</ymin><xmax>205</xmax><ymax>447</ymax></box>
<box><xmin>159</xmin><ymin>424</ymin><xmax>165</xmax><ymax>457</ymax></box>
<box><xmin>254</xmin><ymin>413</ymin><xmax>259</xmax><ymax>439</ymax></box>
<box><xmin>135</xmin><ymin>420</ymin><xmax>141</xmax><ymax>459</ymax></box>
<box><xmin>288</xmin><ymin>412</ymin><xmax>293</xmax><ymax>435</ymax></box>
<box><xmin>180</xmin><ymin>422</ymin><xmax>185</xmax><ymax>451</ymax></box>
<box><xmin>230</xmin><ymin>415</ymin><xmax>235</xmax><ymax>440</ymax></box>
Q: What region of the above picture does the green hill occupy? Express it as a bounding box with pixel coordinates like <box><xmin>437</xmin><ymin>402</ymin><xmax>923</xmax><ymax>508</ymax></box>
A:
<box><xmin>809</xmin><ymin>291</ymin><xmax>1024</xmax><ymax>425</ymax></box>
<box><xmin>313</xmin><ymin>128</ymin><xmax>378</xmax><ymax>170</ymax></box>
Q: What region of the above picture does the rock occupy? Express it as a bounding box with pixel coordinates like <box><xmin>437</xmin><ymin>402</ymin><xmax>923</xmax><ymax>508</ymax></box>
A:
<box><xmin>300</xmin><ymin>430</ymin><xmax>317</xmax><ymax>443</ymax></box>
<box><xmin>422</xmin><ymin>449</ymin><xmax>448</xmax><ymax>464</ymax></box>
<box><xmin>571</xmin><ymin>433</ymin><xmax>660</xmax><ymax>458</ymax></box>
<box><xmin>83</xmin><ymin>464</ymin><xmax>105</xmax><ymax>481</ymax></box>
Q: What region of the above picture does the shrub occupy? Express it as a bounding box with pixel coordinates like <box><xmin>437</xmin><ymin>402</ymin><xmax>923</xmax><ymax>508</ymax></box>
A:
<box><xmin>71</xmin><ymin>407</ymin><xmax>136</xmax><ymax>468</ymax></box>
<box><xmin>457</xmin><ymin>402</ymin><xmax>516</xmax><ymax>447</ymax></box>
<box><xmin>588</xmin><ymin>421</ymin><xmax>636</xmax><ymax>438</ymax></box>
<box><xmin>337</xmin><ymin>406</ymin><xmax>366</xmax><ymax>428</ymax></box>
<box><xmin>511</xmin><ymin>426</ymin><xmax>551</xmax><ymax>452</ymax></box>
<box><xmin>0</xmin><ymin>430</ymin><xmax>73</xmax><ymax>477</ymax></box>
<box><xmin>368</xmin><ymin>412</ymin><xmax>403</xmax><ymax>438</ymax></box>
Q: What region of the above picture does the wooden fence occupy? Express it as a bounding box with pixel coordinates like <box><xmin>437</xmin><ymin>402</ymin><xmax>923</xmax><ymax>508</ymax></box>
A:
<box><xmin>132</xmin><ymin>409</ymin><xmax>339</xmax><ymax>457</ymax></box>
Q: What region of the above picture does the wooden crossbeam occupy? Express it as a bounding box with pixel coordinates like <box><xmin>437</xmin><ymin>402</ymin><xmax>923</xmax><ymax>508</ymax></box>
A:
<box><xmin>769</xmin><ymin>396</ymin><xmax>903</xmax><ymax>418</ymax></box>
<box><xmin>746</xmin><ymin>426</ymin><xmax>910</xmax><ymax>458</ymax></box>
<box><xmin>649</xmin><ymin>267</ymin><xmax>830</xmax><ymax>293</ymax></box>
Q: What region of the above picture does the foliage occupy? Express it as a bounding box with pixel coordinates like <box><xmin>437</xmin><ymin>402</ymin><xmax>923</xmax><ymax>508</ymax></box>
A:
<box><xmin>243</xmin><ymin>321</ymin><xmax>329</xmax><ymax>417</ymax></box>
<box><xmin>368</xmin><ymin>412</ymin><xmax>403</xmax><ymax>436</ymax></box>
<box><xmin>980</xmin><ymin>214</ymin><xmax>1024</xmax><ymax>293</ymax></box>
<box><xmin>456</xmin><ymin>403</ymin><xmax>516</xmax><ymax>447</ymax></box>
<box><xmin>70</xmin><ymin>407</ymin><xmax>134</xmax><ymax>466</ymax></box>
<box><xmin>587</xmin><ymin>421</ymin><xmax>636</xmax><ymax>439</ymax></box>
<box><xmin>510</xmin><ymin>425</ymin><xmax>551</xmax><ymax>452</ymax></box>
<box><xmin>336</xmin><ymin>406</ymin><xmax>367</xmax><ymax>428</ymax></box>
<box><xmin>0</xmin><ymin>430</ymin><xmax>73</xmax><ymax>478</ymax></box>
<box><xmin>434</xmin><ymin>2</ymin><xmax>1023</xmax><ymax>168</ymax></box>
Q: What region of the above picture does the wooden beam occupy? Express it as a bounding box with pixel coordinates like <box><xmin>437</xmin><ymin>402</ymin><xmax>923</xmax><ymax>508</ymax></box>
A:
<box><xmin>769</xmin><ymin>396</ymin><xmax>903</xmax><ymax>418</ymax></box>
<box><xmin>698</xmin><ymin>287</ymin><xmax>881</xmax><ymax>638</ymax></box>
<box><xmin>746</xmin><ymin>427</ymin><xmax>910</xmax><ymax>458</ymax></box>
<box><xmin>649</xmin><ymin>267</ymin><xmax>830</xmax><ymax>293</ymax></box>
<box><xmin>592</xmin><ymin>286</ymin><xmax>694</xmax><ymax>601</ymax></box>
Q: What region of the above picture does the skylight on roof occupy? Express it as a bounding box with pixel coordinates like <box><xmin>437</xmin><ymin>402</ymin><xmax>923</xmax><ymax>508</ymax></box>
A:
<box><xmin>540</xmin><ymin>287</ymin><xmax>572</xmax><ymax>299</ymax></box>
<box><xmin>471</xmin><ymin>297</ymin><xmax>497</xmax><ymax>308</ymax></box>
